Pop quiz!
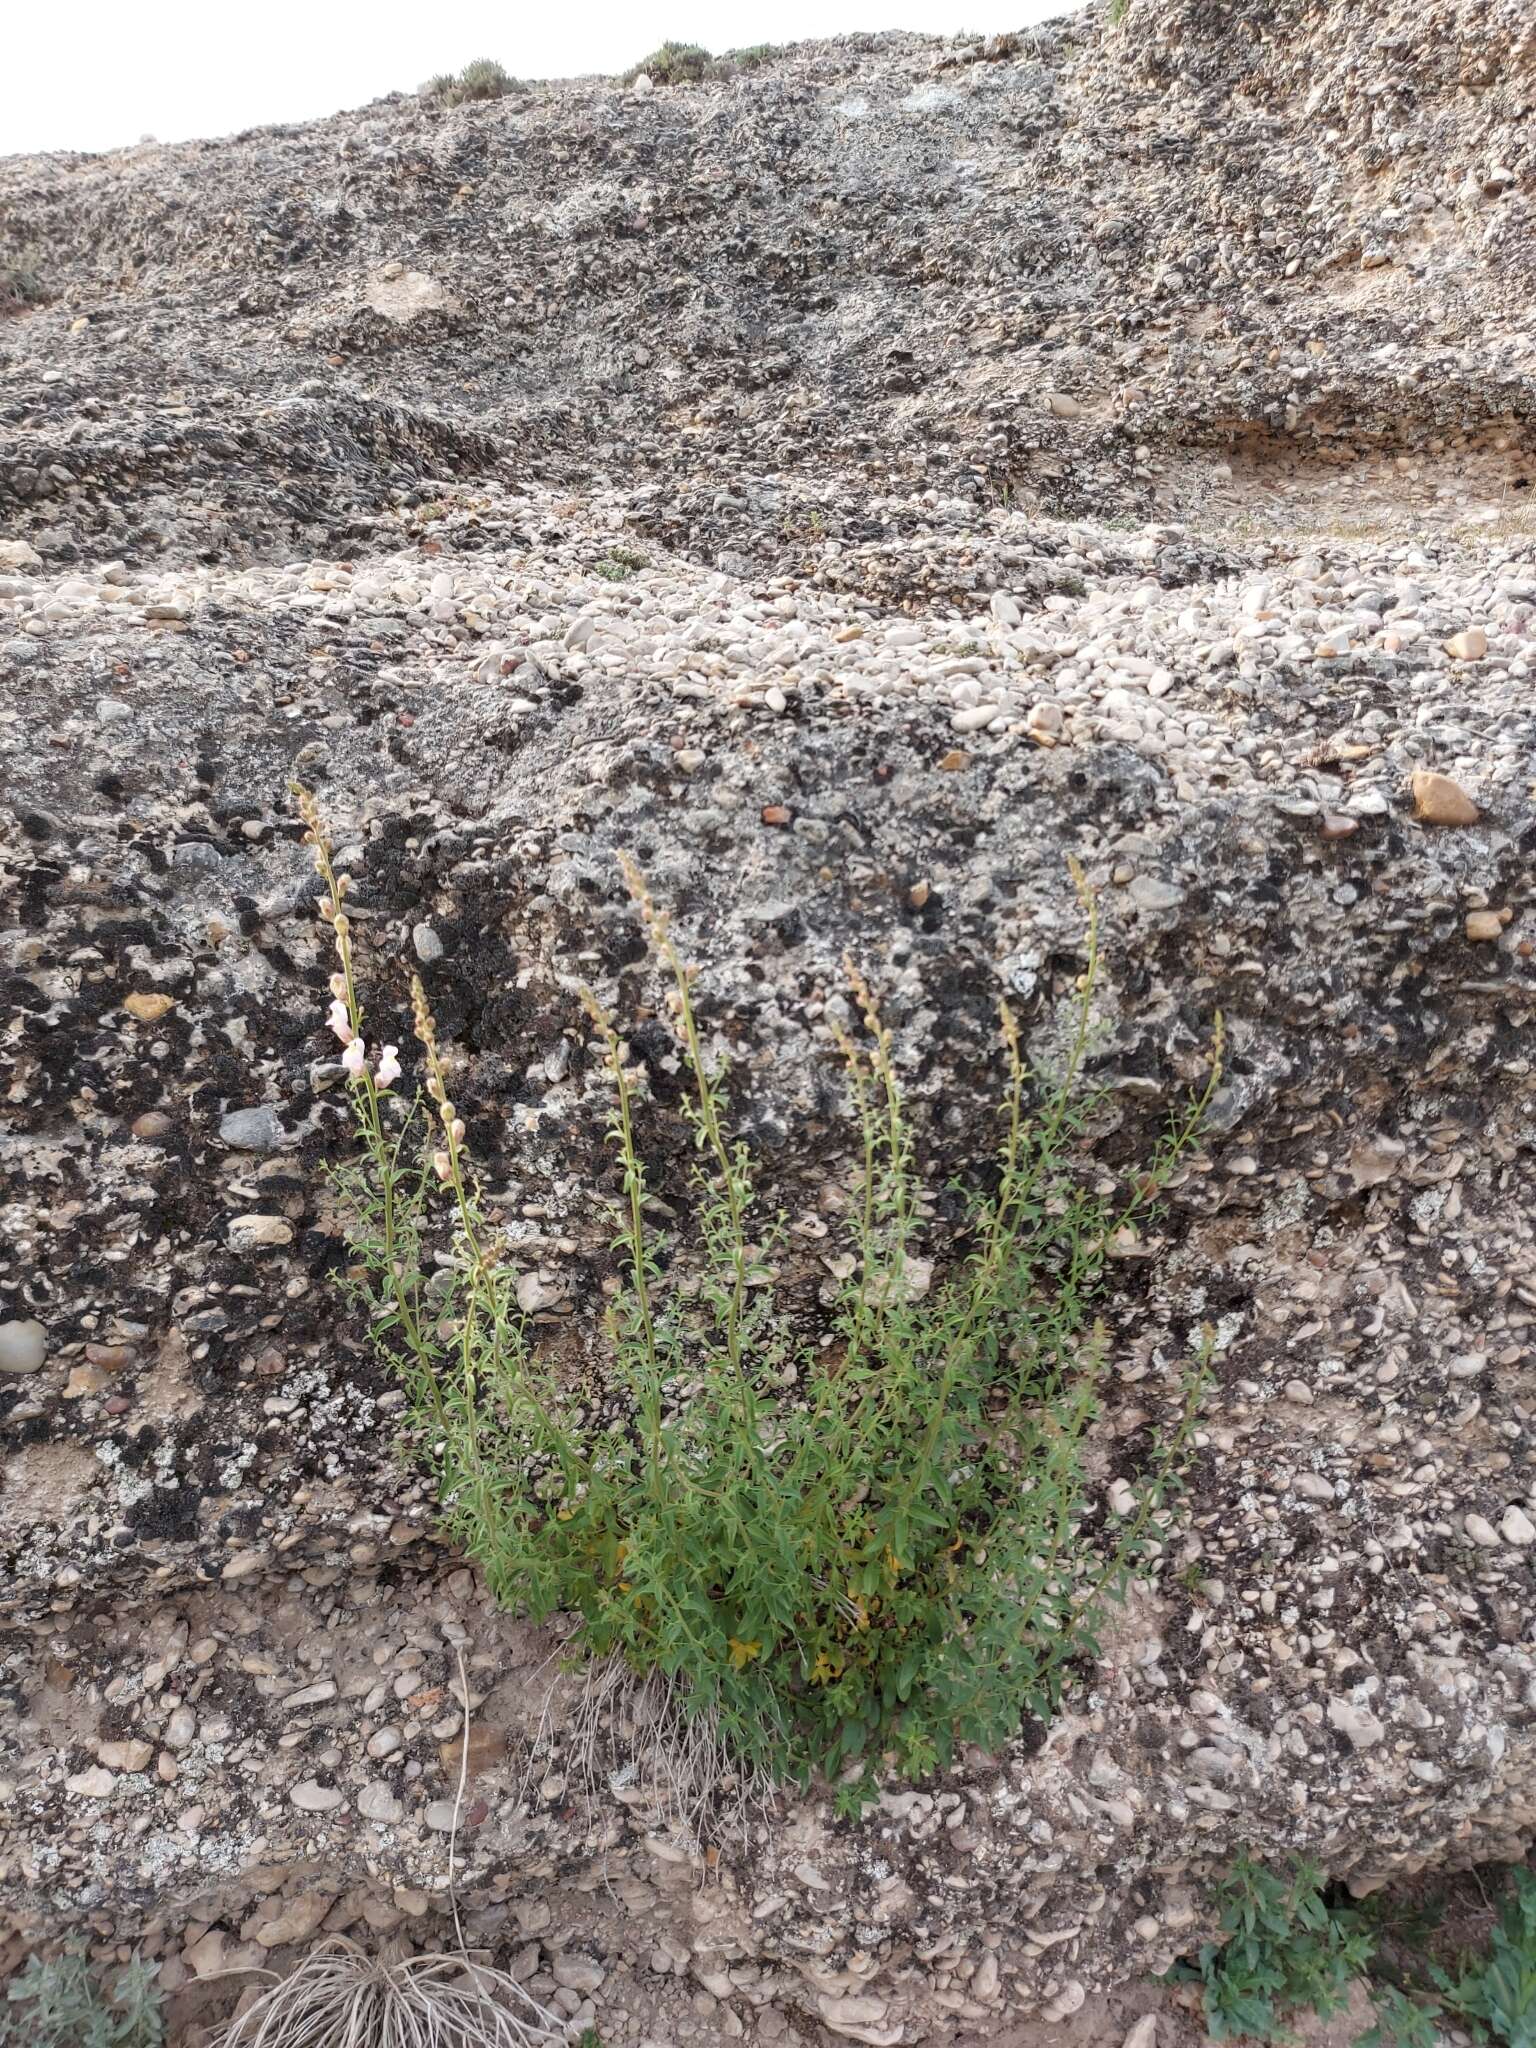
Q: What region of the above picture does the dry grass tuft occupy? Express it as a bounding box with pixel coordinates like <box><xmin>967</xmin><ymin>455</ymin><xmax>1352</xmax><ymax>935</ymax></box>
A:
<box><xmin>212</xmin><ymin>1939</ymin><xmax>569</xmax><ymax>2048</ymax></box>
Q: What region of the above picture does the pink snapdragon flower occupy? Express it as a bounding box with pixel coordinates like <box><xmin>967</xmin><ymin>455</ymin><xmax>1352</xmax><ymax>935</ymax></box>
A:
<box><xmin>327</xmin><ymin>998</ymin><xmax>355</xmax><ymax>1046</ymax></box>
<box><xmin>376</xmin><ymin>1045</ymin><xmax>402</xmax><ymax>1090</ymax></box>
<box><xmin>341</xmin><ymin>1038</ymin><xmax>367</xmax><ymax>1079</ymax></box>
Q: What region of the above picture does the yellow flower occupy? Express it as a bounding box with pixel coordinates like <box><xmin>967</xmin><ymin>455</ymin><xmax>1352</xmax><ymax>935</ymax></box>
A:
<box><xmin>809</xmin><ymin>1650</ymin><xmax>843</xmax><ymax>1685</ymax></box>
<box><xmin>727</xmin><ymin>1637</ymin><xmax>762</xmax><ymax>1671</ymax></box>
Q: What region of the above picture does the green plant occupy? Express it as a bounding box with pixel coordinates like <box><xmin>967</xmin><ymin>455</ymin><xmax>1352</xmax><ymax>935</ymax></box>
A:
<box><xmin>0</xmin><ymin>1951</ymin><xmax>164</xmax><ymax>2048</ymax></box>
<box><xmin>301</xmin><ymin>787</ymin><xmax>1217</xmax><ymax>1792</ymax></box>
<box><xmin>727</xmin><ymin>43</ymin><xmax>780</xmax><ymax>67</ymax></box>
<box><xmin>593</xmin><ymin>545</ymin><xmax>648</xmax><ymax>581</ymax></box>
<box><xmin>1357</xmin><ymin>1985</ymin><xmax>1441</xmax><ymax>2048</ymax></box>
<box><xmin>1433</xmin><ymin>1870</ymin><xmax>1536</xmax><ymax>2048</ymax></box>
<box><xmin>421</xmin><ymin>59</ymin><xmax>515</xmax><ymax>107</ymax></box>
<box><xmin>627</xmin><ymin>41</ymin><xmax>712</xmax><ymax>84</ymax></box>
<box><xmin>1172</xmin><ymin>1858</ymin><xmax>1374</xmax><ymax>2041</ymax></box>
<box><xmin>1108</xmin><ymin>0</ymin><xmax>1130</xmax><ymax>23</ymax></box>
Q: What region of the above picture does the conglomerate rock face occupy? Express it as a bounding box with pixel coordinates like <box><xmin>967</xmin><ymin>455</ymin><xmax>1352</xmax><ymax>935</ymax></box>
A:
<box><xmin>1</xmin><ymin>2</ymin><xmax>1535</xmax><ymax>2041</ymax></box>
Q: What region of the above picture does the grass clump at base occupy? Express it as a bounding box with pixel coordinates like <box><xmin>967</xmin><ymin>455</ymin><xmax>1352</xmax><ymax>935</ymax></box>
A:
<box><xmin>626</xmin><ymin>42</ymin><xmax>712</xmax><ymax>84</ymax></box>
<box><xmin>0</xmin><ymin>1951</ymin><xmax>164</xmax><ymax>2048</ymax></box>
<box><xmin>299</xmin><ymin>786</ymin><xmax>1218</xmax><ymax>1793</ymax></box>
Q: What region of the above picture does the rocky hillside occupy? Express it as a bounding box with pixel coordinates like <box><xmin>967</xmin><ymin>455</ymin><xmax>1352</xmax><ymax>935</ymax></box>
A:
<box><xmin>2</xmin><ymin>3</ymin><xmax>1535</xmax><ymax>2044</ymax></box>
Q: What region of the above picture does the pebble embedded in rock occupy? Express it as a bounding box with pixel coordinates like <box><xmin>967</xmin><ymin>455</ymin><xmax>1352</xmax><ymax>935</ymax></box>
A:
<box><xmin>357</xmin><ymin>1781</ymin><xmax>404</xmax><ymax>1824</ymax></box>
<box><xmin>0</xmin><ymin>1320</ymin><xmax>47</xmax><ymax>1374</ymax></box>
<box><xmin>552</xmin><ymin>1954</ymin><xmax>606</xmax><ymax>1994</ymax></box>
<box><xmin>1128</xmin><ymin>875</ymin><xmax>1186</xmax><ymax>912</ymax></box>
<box><xmin>1443</xmin><ymin>629</ymin><xmax>1488</xmax><ymax>661</ymax></box>
<box><xmin>412</xmin><ymin>922</ymin><xmax>445</xmax><ymax>964</ymax></box>
<box><xmin>65</xmin><ymin>1767</ymin><xmax>117</xmax><ymax>1797</ymax></box>
<box><xmin>219</xmin><ymin>1105</ymin><xmax>286</xmax><ymax>1151</ymax></box>
<box><xmin>123</xmin><ymin>991</ymin><xmax>176</xmax><ymax>1022</ymax></box>
<box><xmin>1409</xmin><ymin>770</ymin><xmax>1479</xmax><ymax>826</ymax></box>
<box><xmin>290</xmin><ymin>1778</ymin><xmax>346</xmax><ymax>1813</ymax></box>
<box><xmin>227</xmin><ymin>1214</ymin><xmax>293</xmax><ymax>1251</ymax></box>
<box><xmin>1327</xmin><ymin>1697</ymin><xmax>1385</xmax><ymax>1750</ymax></box>
<box><xmin>98</xmin><ymin>1739</ymin><xmax>153</xmax><ymax>1772</ymax></box>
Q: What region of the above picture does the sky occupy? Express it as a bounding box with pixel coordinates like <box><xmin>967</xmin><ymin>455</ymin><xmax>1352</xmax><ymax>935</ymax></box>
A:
<box><xmin>2</xmin><ymin>0</ymin><xmax>1068</xmax><ymax>157</ymax></box>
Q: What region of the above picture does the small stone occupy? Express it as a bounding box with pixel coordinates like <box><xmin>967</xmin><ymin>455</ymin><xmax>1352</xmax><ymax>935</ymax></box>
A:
<box><xmin>367</xmin><ymin>1726</ymin><xmax>403</xmax><ymax>1759</ymax></box>
<box><xmin>96</xmin><ymin>697</ymin><xmax>132</xmax><ymax>723</ymax></box>
<box><xmin>166</xmin><ymin>1707</ymin><xmax>197</xmax><ymax>1749</ymax></box>
<box><xmin>66</xmin><ymin>1766</ymin><xmax>117</xmax><ymax>1797</ymax></box>
<box><xmin>1443</xmin><ymin>629</ymin><xmax>1488</xmax><ymax>661</ymax></box>
<box><xmin>98</xmin><ymin>1739</ymin><xmax>153</xmax><ymax>1772</ymax></box>
<box><xmin>358</xmin><ymin>1781</ymin><xmax>404</xmax><ymax>1824</ymax></box>
<box><xmin>290</xmin><ymin>1778</ymin><xmax>346</xmax><ymax>1813</ymax></box>
<box><xmin>1319</xmin><ymin>812</ymin><xmax>1359</xmax><ymax>840</ymax></box>
<box><xmin>283</xmin><ymin>1679</ymin><xmax>337</xmax><ymax>1711</ymax></box>
<box><xmin>219</xmin><ymin>1105</ymin><xmax>286</xmax><ymax>1151</ymax></box>
<box><xmin>1045</xmin><ymin>392</ymin><xmax>1082</xmax><ymax>418</ymax></box>
<box><xmin>552</xmin><ymin>1954</ymin><xmax>605</xmax><ymax>1994</ymax></box>
<box><xmin>1128</xmin><ymin>875</ymin><xmax>1186</xmax><ymax>913</ymax></box>
<box><xmin>228</xmin><ymin>1215</ymin><xmax>293</xmax><ymax>1251</ymax></box>
<box><xmin>0</xmin><ymin>1320</ymin><xmax>47</xmax><ymax>1374</ymax></box>
<box><xmin>1465</xmin><ymin>910</ymin><xmax>1504</xmax><ymax>942</ymax></box>
<box><xmin>124</xmin><ymin>991</ymin><xmax>176</xmax><ymax>1022</ymax></box>
<box><xmin>132</xmin><ymin>1110</ymin><xmax>173</xmax><ymax>1139</ymax></box>
<box><xmin>1410</xmin><ymin>771</ymin><xmax>1479</xmax><ymax>826</ymax></box>
<box><xmin>183</xmin><ymin>1931</ymin><xmax>229</xmax><ymax>1979</ymax></box>
<box><xmin>1465</xmin><ymin>1512</ymin><xmax>1501</xmax><ymax>1548</ymax></box>
<box><xmin>1501</xmin><ymin>1506</ymin><xmax>1536</xmax><ymax>1547</ymax></box>
<box><xmin>760</xmin><ymin>804</ymin><xmax>792</xmax><ymax>826</ymax></box>
<box><xmin>412</xmin><ymin>922</ymin><xmax>446</xmax><ymax>964</ymax></box>
<box><xmin>1327</xmin><ymin>1697</ymin><xmax>1385</xmax><ymax>1750</ymax></box>
<box><xmin>1122</xmin><ymin>2019</ymin><xmax>1158</xmax><ymax>2048</ymax></box>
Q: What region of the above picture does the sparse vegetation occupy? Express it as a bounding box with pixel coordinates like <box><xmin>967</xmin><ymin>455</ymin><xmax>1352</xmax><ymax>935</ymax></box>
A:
<box><xmin>726</xmin><ymin>43</ymin><xmax>780</xmax><ymax>68</ymax></box>
<box><xmin>1175</xmin><ymin>1858</ymin><xmax>1536</xmax><ymax>2048</ymax></box>
<box><xmin>0</xmin><ymin>248</ymin><xmax>48</xmax><ymax>315</ymax></box>
<box><xmin>626</xmin><ymin>42</ymin><xmax>713</xmax><ymax>85</ymax></box>
<box><xmin>1172</xmin><ymin>1857</ymin><xmax>1373</xmax><ymax>2041</ymax></box>
<box><xmin>300</xmin><ymin>786</ymin><xmax>1217</xmax><ymax>1796</ymax></box>
<box><xmin>593</xmin><ymin>544</ymin><xmax>648</xmax><ymax>580</ymax></box>
<box><xmin>0</xmin><ymin>1950</ymin><xmax>164</xmax><ymax>2048</ymax></box>
<box><xmin>1428</xmin><ymin>1870</ymin><xmax>1536</xmax><ymax>2048</ymax></box>
<box><xmin>421</xmin><ymin>59</ymin><xmax>517</xmax><ymax>108</ymax></box>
